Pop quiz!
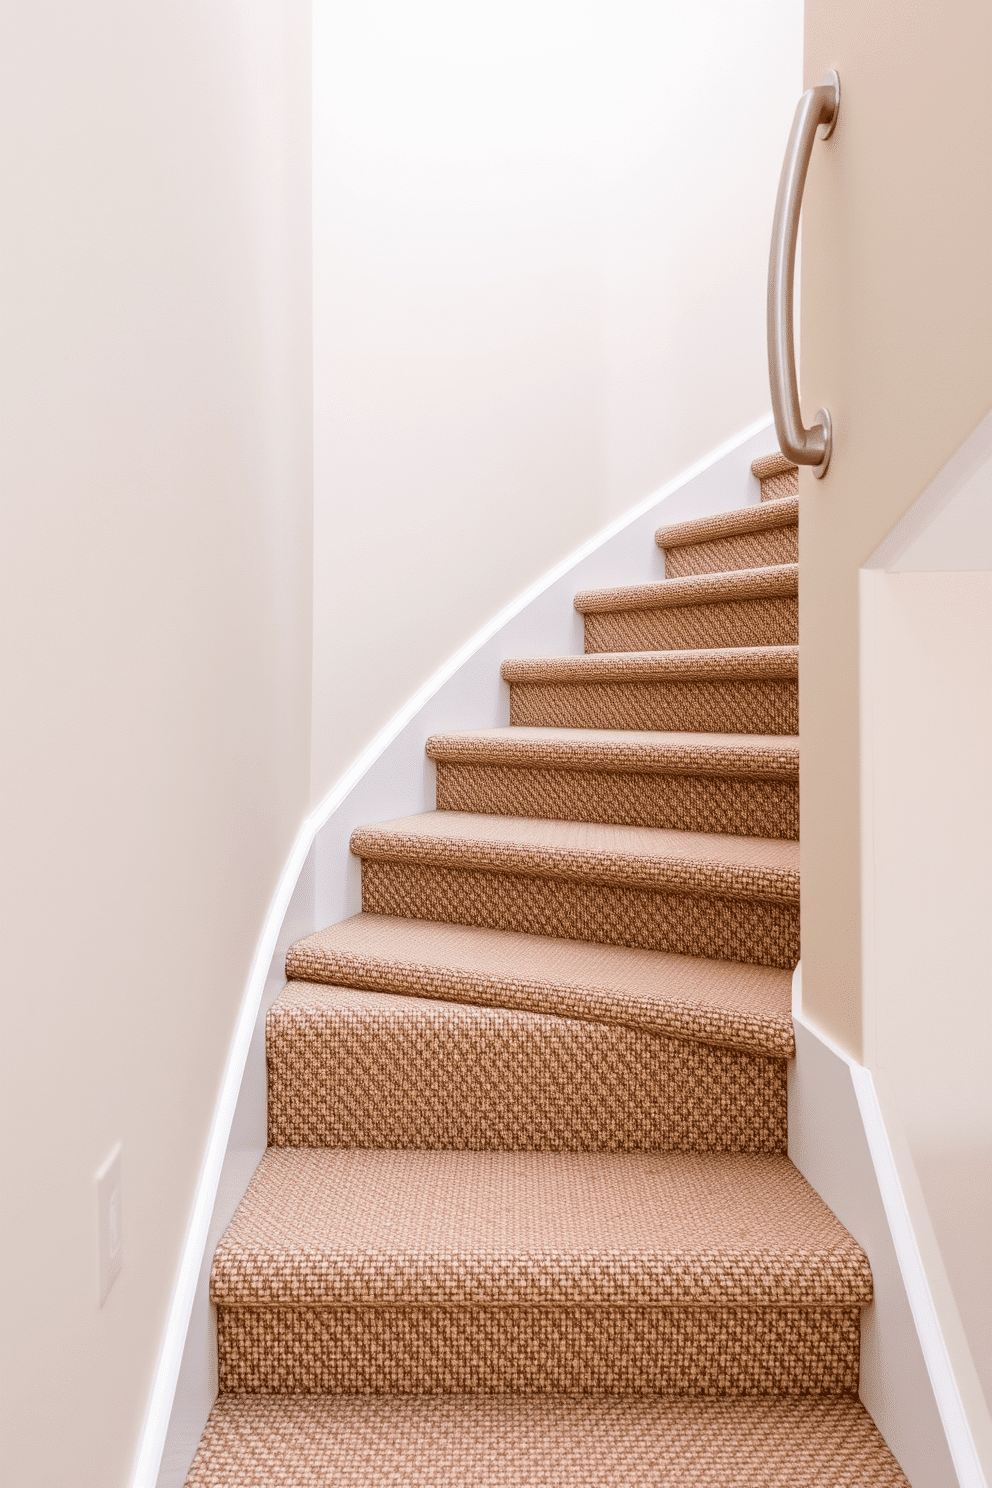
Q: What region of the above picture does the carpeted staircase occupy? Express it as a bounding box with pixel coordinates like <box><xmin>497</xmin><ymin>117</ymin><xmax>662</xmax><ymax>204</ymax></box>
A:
<box><xmin>184</xmin><ymin>454</ymin><xmax>909</xmax><ymax>1485</ymax></box>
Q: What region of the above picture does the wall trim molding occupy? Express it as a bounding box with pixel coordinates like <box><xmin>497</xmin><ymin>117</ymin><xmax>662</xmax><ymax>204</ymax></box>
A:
<box><xmin>131</xmin><ymin>412</ymin><xmax>774</xmax><ymax>1487</ymax></box>
<box><xmin>791</xmin><ymin>964</ymin><xmax>990</xmax><ymax>1488</ymax></box>
<box><xmin>864</xmin><ymin>406</ymin><xmax>992</xmax><ymax>573</ymax></box>
<box><xmin>852</xmin><ymin>1069</ymin><xmax>989</xmax><ymax>1488</ymax></box>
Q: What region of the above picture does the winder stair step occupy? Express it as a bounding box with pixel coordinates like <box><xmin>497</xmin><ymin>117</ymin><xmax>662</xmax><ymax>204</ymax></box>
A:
<box><xmin>286</xmin><ymin>914</ymin><xmax>795</xmax><ymax>1055</ymax></box>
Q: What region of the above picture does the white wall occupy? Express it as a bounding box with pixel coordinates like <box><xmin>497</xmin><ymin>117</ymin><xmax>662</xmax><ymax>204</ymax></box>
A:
<box><xmin>0</xmin><ymin>5</ymin><xmax>313</xmax><ymax>1487</ymax></box>
<box><xmin>311</xmin><ymin>0</ymin><xmax>803</xmax><ymax>802</ymax></box>
<box><xmin>860</xmin><ymin>417</ymin><xmax>992</xmax><ymax>1413</ymax></box>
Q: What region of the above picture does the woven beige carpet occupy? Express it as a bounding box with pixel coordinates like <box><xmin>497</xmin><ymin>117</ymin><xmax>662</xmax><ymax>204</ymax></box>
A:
<box><xmin>428</xmin><ymin>729</ymin><xmax>800</xmax><ymax>838</ymax></box>
<box><xmin>187</xmin><ymin>1397</ymin><xmax>906</xmax><ymax>1487</ymax></box>
<box><xmin>185</xmin><ymin>453</ymin><xmax>909</xmax><ymax>1483</ymax></box>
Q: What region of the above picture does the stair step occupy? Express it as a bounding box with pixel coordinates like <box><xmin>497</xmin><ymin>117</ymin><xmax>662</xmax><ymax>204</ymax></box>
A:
<box><xmin>575</xmin><ymin>564</ymin><xmax>798</xmax><ymax>652</ymax></box>
<box><xmin>501</xmin><ymin>647</ymin><xmax>798</xmax><ymax>736</ymax></box>
<box><xmin>267</xmin><ymin>981</ymin><xmax>788</xmax><ymax>1153</ymax></box>
<box><xmin>350</xmin><ymin>813</ymin><xmax>799</xmax><ymax>967</ymax></box>
<box><xmin>286</xmin><ymin>915</ymin><xmax>795</xmax><ymax>1055</ymax></box>
<box><xmin>186</xmin><ymin>1395</ymin><xmax>909</xmax><ymax>1488</ymax></box>
<box><xmin>429</xmin><ymin>727</ymin><xmax>799</xmax><ymax>838</ymax></box>
<box><xmin>656</xmin><ymin>497</ymin><xmax>798</xmax><ymax>577</ymax></box>
<box><xmin>210</xmin><ymin>1148</ymin><xmax>871</xmax><ymax>1395</ymax></box>
<box><xmin>752</xmin><ymin>451</ymin><xmax>800</xmax><ymax>501</ymax></box>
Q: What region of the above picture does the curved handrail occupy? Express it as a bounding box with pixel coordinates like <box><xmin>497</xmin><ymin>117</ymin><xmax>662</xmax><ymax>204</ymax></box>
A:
<box><xmin>768</xmin><ymin>70</ymin><xmax>840</xmax><ymax>478</ymax></box>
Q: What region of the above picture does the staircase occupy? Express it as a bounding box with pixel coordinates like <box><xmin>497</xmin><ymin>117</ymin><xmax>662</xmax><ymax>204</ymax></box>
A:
<box><xmin>184</xmin><ymin>455</ymin><xmax>908</xmax><ymax>1485</ymax></box>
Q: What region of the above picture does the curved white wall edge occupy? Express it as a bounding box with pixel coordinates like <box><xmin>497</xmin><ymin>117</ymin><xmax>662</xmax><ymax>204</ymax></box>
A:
<box><xmin>306</xmin><ymin>410</ymin><xmax>774</xmax><ymax>839</ymax></box>
<box><xmin>128</xmin><ymin>816</ymin><xmax>316</xmax><ymax>1488</ymax></box>
<box><xmin>791</xmin><ymin>962</ymin><xmax>989</xmax><ymax>1488</ymax></box>
<box><xmin>134</xmin><ymin>412</ymin><xmax>775</xmax><ymax>1488</ymax></box>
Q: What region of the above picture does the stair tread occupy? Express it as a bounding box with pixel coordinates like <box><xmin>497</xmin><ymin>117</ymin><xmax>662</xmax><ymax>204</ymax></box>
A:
<box><xmin>427</xmin><ymin>727</ymin><xmax>800</xmax><ymax>779</ymax></box>
<box><xmin>211</xmin><ymin>1148</ymin><xmax>871</xmax><ymax>1307</ymax></box>
<box><xmin>351</xmin><ymin>812</ymin><xmax>799</xmax><ymax>903</ymax></box>
<box><xmin>186</xmin><ymin>1394</ymin><xmax>909</xmax><ymax>1488</ymax></box>
<box><xmin>501</xmin><ymin>646</ymin><xmax>797</xmax><ymax>684</ymax></box>
<box><xmin>656</xmin><ymin>498</ymin><xmax>798</xmax><ymax>550</ymax></box>
<box><xmin>575</xmin><ymin>564</ymin><xmax>798</xmax><ymax>615</ymax></box>
<box><xmin>285</xmin><ymin>915</ymin><xmax>794</xmax><ymax>1056</ymax></box>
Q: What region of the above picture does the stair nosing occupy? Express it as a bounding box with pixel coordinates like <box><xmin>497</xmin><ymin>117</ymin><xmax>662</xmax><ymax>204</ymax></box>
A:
<box><xmin>574</xmin><ymin>564</ymin><xmax>798</xmax><ymax>616</ymax></box>
<box><xmin>501</xmin><ymin>646</ymin><xmax>798</xmax><ymax>685</ymax></box>
<box><xmin>350</xmin><ymin>813</ymin><xmax>800</xmax><ymax>904</ymax></box>
<box><xmin>278</xmin><ymin>976</ymin><xmax>794</xmax><ymax>1062</ymax></box>
<box><xmin>426</xmin><ymin>728</ymin><xmax>800</xmax><ymax>779</ymax></box>
<box><xmin>273</xmin><ymin>977</ymin><xmax>795</xmax><ymax>1058</ymax></box>
<box><xmin>655</xmin><ymin>497</ymin><xmax>798</xmax><ymax>550</ymax></box>
<box><xmin>209</xmin><ymin>1149</ymin><xmax>873</xmax><ymax>1311</ymax></box>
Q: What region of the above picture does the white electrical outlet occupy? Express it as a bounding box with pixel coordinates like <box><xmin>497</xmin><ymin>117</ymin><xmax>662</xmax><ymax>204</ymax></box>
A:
<box><xmin>96</xmin><ymin>1143</ymin><xmax>123</xmax><ymax>1305</ymax></box>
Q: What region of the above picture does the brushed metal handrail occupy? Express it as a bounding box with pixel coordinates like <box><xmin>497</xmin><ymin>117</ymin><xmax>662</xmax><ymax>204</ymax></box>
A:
<box><xmin>768</xmin><ymin>70</ymin><xmax>840</xmax><ymax>479</ymax></box>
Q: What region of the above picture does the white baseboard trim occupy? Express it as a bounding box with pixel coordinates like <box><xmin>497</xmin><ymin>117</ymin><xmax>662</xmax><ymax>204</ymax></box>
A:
<box><xmin>790</xmin><ymin>965</ymin><xmax>990</xmax><ymax>1488</ymax></box>
<box><xmin>132</xmin><ymin>413</ymin><xmax>777</xmax><ymax>1488</ymax></box>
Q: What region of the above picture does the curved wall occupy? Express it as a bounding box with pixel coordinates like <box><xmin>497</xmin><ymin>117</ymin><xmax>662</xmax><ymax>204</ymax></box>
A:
<box><xmin>311</xmin><ymin>0</ymin><xmax>803</xmax><ymax>803</ymax></box>
<box><xmin>0</xmin><ymin>4</ymin><xmax>313</xmax><ymax>1487</ymax></box>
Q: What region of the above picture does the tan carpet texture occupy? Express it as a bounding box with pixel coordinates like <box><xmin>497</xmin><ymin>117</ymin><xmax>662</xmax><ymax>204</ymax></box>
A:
<box><xmin>656</xmin><ymin>497</ymin><xmax>798</xmax><ymax>577</ymax></box>
<box><xmin>185</xmin><ymin>455</ymin><xmax>908</xmax><ymax>1484</ymax></box>
<box><xmin>751</xmin><ymin>453</ymin><xmax>800</xmax><ymax>502</ymax></box>
<box><xmin>581</xmin><ymin>595</ymin><xmax>798</xmax><ymax>653</ymax></box>
<box><xmin>285</xmin><ymin>916</ymin><xmax>795</xmax><ymax>1054</ymax></box>
<box><xmin>576</xmin><ymin>565</ymin><xmax>799</xmax><ymax>653</ymax></box>
<box><xmin>427</xmin><ymin>729</ymin><xmax>800</xmax><ymax>837</ymax></box>
<box><xmin>501</xmin><ymin>649</ymin><xmax>799</xmax><ymax>734</ymax></box>
<box><xmin>352</xmin><ymin>815</ymin><xmax>800</xmax><ymax>967</ymax></box>
<box><xmin>186</xmin><ymin>1396</ymin><xmax>907</xmax><ymax>1487</ymax></box>
<box><xmin>212</xmin><ymin>1150</ymin><xmax>871</xmax><ymax>1307</ymax></box>
<box><xmin>216</xmin><ymin>1303</ymin><xmax>864</xmax><ymax>1397</ymax></box>
<box><xmin>267</xmin><ymin>984</ymin><xmax>789</xmax><ymax>1153</ymax></box>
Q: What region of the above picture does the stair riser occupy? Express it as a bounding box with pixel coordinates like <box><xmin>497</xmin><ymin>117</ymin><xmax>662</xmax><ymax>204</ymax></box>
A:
<box><xmin>360</xmin><ymin>864</ymin><xmax>800</xmax><ymax>968</ymax></box>
<box><xmin>664</xmin><ymin>527</ymin><xmax>797</xmax><ymax>578</ymax></box>
<box><xmin>216</xmin><ymin>1305</ymin><xmax>860</xmax><ymax>1395</ymax></box>
<box><xmin>760</xmin><ymin>471</ymin><xmax>799</xmax><ymax>501</ymax></box>
<box><xmin>435</xmin><ymin>764</ymin><xmax>799</xmax><ymax>840</ymax></box>
<box><xmin>267</xmin><ymin>1007</ymin><xmax>788</xmax><ymax>1153</ymax></box>
<box><xmin>584</xmin><ymin>597</ymin><xmax>797</xmax><ymax>653</ymax></box>
<box><xmin>508</xmin><ymin>680</ymin><xmax>798</xmax><ymax>735</ymax></box>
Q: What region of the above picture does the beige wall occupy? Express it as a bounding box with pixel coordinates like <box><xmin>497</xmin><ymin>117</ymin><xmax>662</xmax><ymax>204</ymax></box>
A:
<box><xmin>311</xmin><ymin>0</ymin><xmax>803</xmax><ymax>803</ymax></box>
<box><xmin>799</xmin><ymin>0</ymin><xmax>992</xmax><ymax>1055</ymax></box>
<box><xmin>0</xmin><ymin>5</ymin><xmax>312</xmax><ymax>1486</ymax></box>
<box><xmin>861</xmin><ymin>563</ymin><xmax>992</xmax><ymax>1405</ymax></box>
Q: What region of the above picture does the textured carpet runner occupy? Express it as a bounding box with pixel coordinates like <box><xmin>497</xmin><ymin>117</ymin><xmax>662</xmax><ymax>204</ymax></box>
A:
<box><xmin>185</xmin><ymin>455</ymin><xmax>908</xmax><ymax>1484</ymax></box>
